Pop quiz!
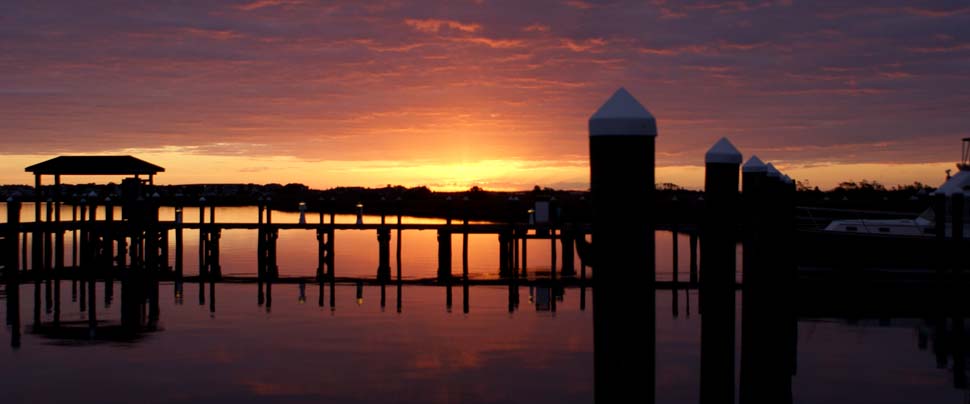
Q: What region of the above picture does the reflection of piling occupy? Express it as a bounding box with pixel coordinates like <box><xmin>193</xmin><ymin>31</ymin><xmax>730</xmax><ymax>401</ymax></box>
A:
<box><xmin>6</xmin><ymin>277</ymin><xmax>20</xmax><ymax>348</ymax></box>
<box><xmin>699</xmin><ymin>137</ymin><xmax>742</xmax><ymax>404</ymax></box>
<box><xmin>589</xmin><ymin>88</ymin><xmax>657</xmax><ymax>403</ymax></box>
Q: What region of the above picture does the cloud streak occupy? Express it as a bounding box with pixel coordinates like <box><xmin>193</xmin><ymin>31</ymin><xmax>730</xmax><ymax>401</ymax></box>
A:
<box><xmin>0</xmin><ymin>0</ymin><xmax>968</xmax><ymax>189</ymax></box>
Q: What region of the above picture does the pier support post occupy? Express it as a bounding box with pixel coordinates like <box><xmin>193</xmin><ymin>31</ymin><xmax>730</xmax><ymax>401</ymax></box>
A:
<box><xmin>589</xmin><ymin>88</ymin><xmax>657</xmax><ymax>403</ymax></box>
<box><xmin>5</xmin><ymin>197</ymin><xmax>21</xmax><ymax>276</ymax></box>
<box><xmin>561</xmin><ymin>225</ymin><xmax>576</xmax><ymax>276</ymax></box>
<box><xmin>437</xmin><ymin>228</ymin><xmax>452</xmax><ymax>280</ymax></box>
<box><xmin>32</xmin><ymin>174</ymin><xmax>42</xmax><ymax>272</ymax></box>
<box><xmin>208</xmin><ymin>229</ymin><xmax>222</xmax><ymax>279</ymax></box>
<box><xmin>499</xmin><ymin>229</ymin><xmax>512</xmax><ymax>277</ymax></box>
<box><xmin>377</xmin><ymin>227</ymin><xmax>391</xmax><ymax>281</ymax></box>
<box><xmin>689</xmin><ymin>233</ymin><xmax>698</xmax><ymax>284</ymax></box>
<box><xmin>54</xmin><ymin>181</ymin><xmax>64</xmax><ymax>272</ymax></box>
<box><xmin>316</xmin><ymin>228</ymin><xmax>327</xmax><ymax>281</ymax></box>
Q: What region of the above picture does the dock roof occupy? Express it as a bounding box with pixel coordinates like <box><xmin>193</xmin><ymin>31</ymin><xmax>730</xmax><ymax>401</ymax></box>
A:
<box><xmin>25</xmin><ymin>156</ymin><xmax>165</xmax><ymax>176</ymax></box>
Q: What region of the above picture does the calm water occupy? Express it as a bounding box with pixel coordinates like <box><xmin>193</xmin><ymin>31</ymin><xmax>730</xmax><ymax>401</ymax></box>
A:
<box><xmin>1</xmin><ymin>204</ymin><xmax>966</xmax><ymax>403</ymax></box>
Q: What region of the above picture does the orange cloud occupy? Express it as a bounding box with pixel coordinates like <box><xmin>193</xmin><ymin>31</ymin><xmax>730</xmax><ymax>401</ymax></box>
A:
<box><xmin>404</xmin><ymin>18</ymin><xmax>482</xmax><ymax>34</ymax></box>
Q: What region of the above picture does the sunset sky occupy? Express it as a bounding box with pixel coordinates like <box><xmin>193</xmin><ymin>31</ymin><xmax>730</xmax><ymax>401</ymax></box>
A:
<box><xmin>2</xmin><ymin>0</ymin><xmax>968</xmax><ymax>190</ymax></box>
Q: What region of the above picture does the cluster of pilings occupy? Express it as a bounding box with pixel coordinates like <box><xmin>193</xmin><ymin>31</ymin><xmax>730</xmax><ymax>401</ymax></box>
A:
<box><xmin>588</xmin><ymin>88</ymin><xmax>800</xmax><ymax>403</ymax></box>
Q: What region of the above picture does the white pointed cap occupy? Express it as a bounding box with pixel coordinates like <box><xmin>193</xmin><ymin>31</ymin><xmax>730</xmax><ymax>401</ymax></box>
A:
<box><xmin>704</xmin><ymin>137</ymin><xmax>742</xmax><ymax>164</ymax></box>
<box><xmin>589</xmin><ymin>88</ymin><xmax>657</xmax><ymax>136</ymax></box>
<box><xmin>742</xmin><ymin>155</ymin><xmax>767</xmax><ymax>173</ymax></box>
<box><xmin>765</xmin><ymin>163</ymin><xmax>781</xmax><ymax>178</ymax></box>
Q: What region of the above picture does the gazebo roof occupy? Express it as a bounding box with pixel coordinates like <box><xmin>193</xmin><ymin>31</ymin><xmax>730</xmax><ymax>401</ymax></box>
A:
<box><xmin>25</xmin><ymin>156</ymin><xmax>164</xmax><ymax>176</ymax></box>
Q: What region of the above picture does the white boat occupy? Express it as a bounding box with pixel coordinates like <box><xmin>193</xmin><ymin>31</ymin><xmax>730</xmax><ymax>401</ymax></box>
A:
<box><xmin>824</xmin><ymin>138</ymin><xmax>970</xmax><ymax>237</ymax></box>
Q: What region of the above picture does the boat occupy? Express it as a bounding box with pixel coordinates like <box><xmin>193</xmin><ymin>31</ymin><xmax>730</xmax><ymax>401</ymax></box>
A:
<box><xmin>823</xmin><ymin>138</ymin><xmax>970</xmax><ymax>238</ymax></box>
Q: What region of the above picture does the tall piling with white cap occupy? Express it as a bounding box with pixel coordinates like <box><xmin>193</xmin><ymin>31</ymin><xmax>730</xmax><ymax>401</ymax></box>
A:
<box><xmin>699</xmin><ymin>137</ymin><xmax>742</xmax><ymax>404</ymax></box>
<box><xmin>589</xmin><ymin>87</ymin><xmax>656</xmax><ymax>403</ymax></box>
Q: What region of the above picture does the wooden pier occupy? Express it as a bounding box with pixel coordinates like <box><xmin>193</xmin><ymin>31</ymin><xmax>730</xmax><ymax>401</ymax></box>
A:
<box><xmin>5</xmin><ymin>199</ymin><xmax>686</xmax><ymax>285</ymax></box>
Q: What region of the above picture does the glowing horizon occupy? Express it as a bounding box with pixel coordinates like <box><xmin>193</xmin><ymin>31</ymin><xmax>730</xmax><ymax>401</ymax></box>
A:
<box><xmin>2</xmin><ymin>1</ymin><xmax>968</xmax><ymax>191</ymax></box>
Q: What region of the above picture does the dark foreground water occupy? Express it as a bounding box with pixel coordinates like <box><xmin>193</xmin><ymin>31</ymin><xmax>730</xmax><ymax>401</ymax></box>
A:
<box><xmin>1</xmin><ymin>281</ymin><xmax>966</xmax><ymax>404</ymax></box>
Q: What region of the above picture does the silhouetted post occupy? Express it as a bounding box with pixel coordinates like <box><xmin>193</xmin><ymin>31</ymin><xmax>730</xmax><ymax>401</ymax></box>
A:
<box><xmin>699</xmin><ymin>137</ymin><xmax>742</xmax><ymax>404</ymax></box>
<box><xmin>437</xmin><ymin>228</ymin><xmax>452</xmax><ymax>280</ymax></box>
<box><xmin>209</xmin><ymin>229</ymin><xmax>222</xmax><ymax>279</ymax></box>
<box><xmin>521</xmin><ymin>233</ymin><xmax>528</xmax><ymax>277</ymax></box>
<box><xmin>499</xmin><ymin>229</ymin><xmax>512</xmax><ymax>277</ymax></box>
<box><xmin>689</xmin><ymin>233</ymin><xmax>698</xmax><ymax>284</ymax></box>
<box><xmin>87</xmin><ymin>193</ymin><xmax>98</xmax><ymax>272</ymax></box>
<box><xmin>32</xmin><ymin>174</ymin><xmax>42</xmax><ymax>272</ymax></box>
<box><xmin>589</xmin><ymin>88</ymin><xmax>657</xmax><ymax>403</ymax></box>
<box><xmin>458</xmin><ymin>198</ymin><xmax>468</xmax><ymax>283</ymax></box>
<box><xmin>257</xmin><ymin>196</ymin><xmax>264</xmax><ymax>224</ymax></box>
<box><xmin>316</xmin><ymin>228</ymin><xmax>327</xmax><ymax>281</ymax></box>
<box><xmin>550</xmin><ymin>222</ymin><xmax>558</xmax><ymax>280</ymax></box>
<box><xmin>104</xmin><ymin>197</ymin><xmax>116</xmax><ymax>270</ymax></box>
<box><xmin>326</xmin><ymin>228</ymin><xmax>334</xmax><ymax>279</ymax></box>
<box><xmin>175</xmin><ymin>206</ymin><xmax>184</xmax><ymax>280</ymax></box>
<box><xmin>561</xmin><ymin>224</ymin><xmax>576</xmax><ymax>276</ymax></box>
<box><xmin>672</xmin><ymin>220</ymin><xmax>680</xmax><ymax>285</ymax></box>
<box><xmin>6</xmin><ymin>197</ymin><xmax>21</xmax><ymax>276</ymax></box>
<box><xmin>396</xmin><ymin>197</ymin><xmax>402</xmax><ymax>282</ymax></box>
<box><xmin>71</xmin><ymin>197</ymin><xmax>78</xmax><ymax>268</ymax></box>
<box><xmin>198</xmin><ymin>197</ymin><xmax>207</xmax><ymax>278</ymax></box>
<box><xmin>299</xmin><ymin>201</ymin><xmax>307</xmax><ymax>225</ymax></box>
<box><xmin>54</xmin><ymin>177</ymin><xmax>64</xmax><ymax>272</ymax></box>
<box><xmin>44</xmin><ymin>198</ymin><xmax>53</xmax><ymax>273</ymax></box>
<box><xmin>377</xmin><ymin>227</ymin><xmax>392</xmax><ymax>281</ymax></box>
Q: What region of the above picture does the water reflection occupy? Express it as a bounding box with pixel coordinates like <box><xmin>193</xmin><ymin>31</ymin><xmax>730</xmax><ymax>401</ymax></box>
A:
<box><xmin>4</xmin><ymin>203</ymin><xmax>970</xmax><ymax>403</ymax></box>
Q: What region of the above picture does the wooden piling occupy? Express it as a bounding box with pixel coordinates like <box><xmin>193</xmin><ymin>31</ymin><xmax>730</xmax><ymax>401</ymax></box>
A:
<box><xmin>699</xmin><ymin>137</ymin><xmax>742</xmax><ymax>404</ymax></box>
<box><xmin>589</xmin><ymin>88</ymin><xmax>657</xmax><ymax>404</ymax></box>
